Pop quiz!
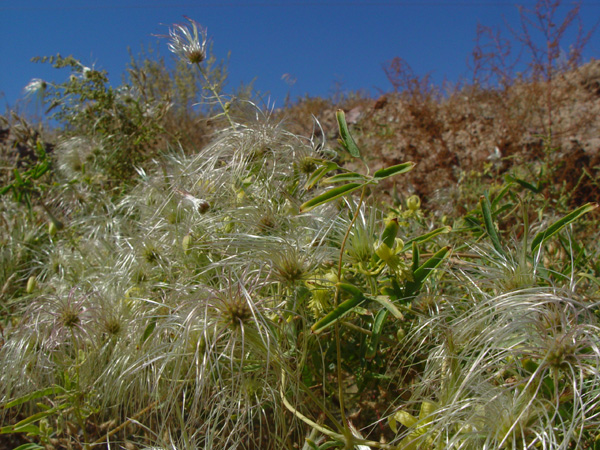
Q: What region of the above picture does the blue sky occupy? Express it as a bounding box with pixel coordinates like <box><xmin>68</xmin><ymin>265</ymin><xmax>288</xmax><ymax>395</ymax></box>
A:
<box><xmin>2</xmin><ymin>1</ymin><xmax>599</xmax><ymax>116</ymax></box>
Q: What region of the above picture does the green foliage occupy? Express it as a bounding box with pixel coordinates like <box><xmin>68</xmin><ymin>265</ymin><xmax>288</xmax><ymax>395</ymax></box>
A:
<box><xmin>31</xmin><ymin>54</ymin><xmax>169</xmax><ymax>184</ymax></box>
<box><xmin>0</xmin><ymin>139</ymin><xmax>50</xmax><ymax>211</ymax></box>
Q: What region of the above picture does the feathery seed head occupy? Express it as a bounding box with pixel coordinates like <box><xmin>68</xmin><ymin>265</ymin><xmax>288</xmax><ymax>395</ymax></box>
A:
<box><xmin>298</xmin><ymin>156</ymin><xmax>318</xmax><ymax>176</ymax></box>
<box><xmin>165</xmin><ymin>17</ymin><xmax>208</xmax><ymax>65</ymax></box>
<box><xmin>206</xmin><ymin>274</ymin><xmax>263</xmax><ymax>331</ymax></box>
<box><xmin>269</xmin><ymin>246</ymin><xmax>312</xmax><ymax>285</ymax></box>
<box><xmin>223</xmin><ymin>294</ymin><xmax>253</xmax><ymax>328</ymax></box>
<box><xmin>23</xmin><ymin>78</ymin><xmax>47</xmax><ymax>97</ymax></box>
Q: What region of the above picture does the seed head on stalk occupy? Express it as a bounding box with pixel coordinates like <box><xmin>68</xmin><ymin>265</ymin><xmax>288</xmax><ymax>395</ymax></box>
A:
<box><xmin>159</xmin><ymin>16</ymin><xmax>236</xmax><ymax>128</ymax></box>
<box><xmin>165</xmin><ymin>16</ymin><xmax>208</xmax><ymax>65</ymax></box>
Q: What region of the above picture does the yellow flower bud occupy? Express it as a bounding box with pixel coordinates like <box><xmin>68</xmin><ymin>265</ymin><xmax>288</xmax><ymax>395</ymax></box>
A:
<box><xmin>375</xmin><ymin>242</ymin><xmax>393</xmax><ymax>261</ymax></box>
<box><xmin>396</xmin><ymin>327</ymin><xmax>406</xmax><ymax>342</ymax></box>
<box><xmin>26</xmin><ymin>275</ymin><xmax>37</xmax><ymax>294</ymax></box>
<box><xmin>182</xmin><ymin>234</ymin><xmax>192</xmax><ymax>254</ymax></box>
<box><xmin>48</xmin><ymin>221</ymin><xmax>58</xmax><ymax>236</ymax></box>
<box><xmin>324</xmin><ymin>271</ymin><xmax>339</xmax><ymax>284</ymax></box>
<box><xmin>407</xmin><ymin>195</ymin><xmax>421</xmax><ymax>211</ymax></box>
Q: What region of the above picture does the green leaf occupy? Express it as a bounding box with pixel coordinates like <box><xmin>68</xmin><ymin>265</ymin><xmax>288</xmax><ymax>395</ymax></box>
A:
<box><xmin>373</xmin><ymin>162</ymin><xmax>416</xmax><ymax>180</ymax></box>
<box><xmin>305</xmin><ymin>440</ymin><xmax>320</xmax><ymax>450</ymax></box>
<box><xmin>381</xmin><ymin>217</ymin><xmax>400</xmax><ymax>248</ymax></box>
<box><xmin>1</xmin><ymin>386</ymin><xmax>65</xmax><ymax>410</ymax></box>
<box><xmin>491</xmin><ymin>182</ymin><xmax>514</xmax><ymax>209</ymax></box>
<box><xmin>318</xmin><ymin>441</ymin><xmax>344</xmax><ymax>450</ymax></box>
<box><xmin>371</xmin><ymin>295</ymin><xmax>404</xmax><ymax>320</ymax></box>
<box><xmin>311</xmin><ymin>283</ymin><xmax>366</xmax><ymax>334</ymax></box>
<box><xmin>300</xmin><ymin>183</ymin><xmax>363</xmax><ymax>212</ymax></box>
<box><xmin>404</xmin><ymin>226</ymin><xmax>451</xmax><ymax>248</ymax></box>
<box><xmin>13</xmin><ymin>408</ymin><xmax>58</xmax><ymax>429</ymax></box>
<box><xmin>365</xmin><ymin>309</ymin><xmax>388</xmax><ymax>360</ymax></box>
<box><xmin>413</xmin><ymin>246</ymin><xmax>451</xmax><ymax>282</ymax></box>
<box><xmin>336</xmin><ymin>109</ymin><xmax>361</xmax><ymax>158</ymax></box>
<box><xmin>321</xmin><ymin>172</ymin><xmax>367</xmax><ymax>184</ymax></box>
<box><xmin>141</xmin><ymin>318</ymin><xmax>157</xmax><ymax>344</ymax></box>
<box><xmin>13</xmin><ymin>444</ymin><xmax>45</xmax><ymax>450</ymax></box>
<box><xmin>531</xmin><ymin>203</ymin><xmax>598</xmax><ymax>252</ymax></box>
<box><xmin>305</xmin><ymin>161</ymin><xmax>339</xmax><ymax>190</ymax></box>
<box><xmin>32</xmin><ymin>160</ymin><xmax>50</xmax><ymax>179</ymax></box>
<box><xmin>404</xmin><ymin>246</ymin><xmax>451</xmax><ymax>298</ymax></box>
<box><xmin>504</xmin><ymin>174</ymin><xmax>542</xmax><ymax>193</ymax></box>
<box><xmin>13</xmin><ymin>168</ymin><xmax>23</xmax><ymax>185</ymax></box>
<box><xmin>394</xmin><ymin>410</ymin><xmax>418</xmax><ymax>428</ymax></box>
<box><xmin>411</xmin><ymin>241</ymin><xmax>420</xmax><ymax>272</ymax></box>
<box><xmin>0</xmin><ymin>424</ymin><xmax>39</xmax><ymax>435</ymax></box>
<box><xmin>480</xmin><ymin>194</ymin><xmax>505</xmax><ymax>256</ymax></box>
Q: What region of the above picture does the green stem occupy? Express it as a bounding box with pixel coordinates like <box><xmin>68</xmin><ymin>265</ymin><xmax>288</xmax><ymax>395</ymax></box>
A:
<box><xmin>333</xmin><ymin>185</ymin><xmax>368</xmax><ymax>434</ymax></box>
<box><xmin>196</xmin><ymin>64</ymin><xmax>236</xmax><ymax>128</ymax></box>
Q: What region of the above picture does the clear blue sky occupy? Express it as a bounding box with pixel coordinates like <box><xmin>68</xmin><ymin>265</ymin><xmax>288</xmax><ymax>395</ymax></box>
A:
<box><xmin>2</xmin><ymin>1</ymin><xmax>599</xmax><ymax>116</ymax></box>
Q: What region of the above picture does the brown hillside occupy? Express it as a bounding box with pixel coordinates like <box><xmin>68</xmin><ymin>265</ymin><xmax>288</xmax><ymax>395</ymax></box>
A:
<box><xmin>279</xmin><ymin>60</ymin><xmax>600</xmax><ymax>212</ymax></box>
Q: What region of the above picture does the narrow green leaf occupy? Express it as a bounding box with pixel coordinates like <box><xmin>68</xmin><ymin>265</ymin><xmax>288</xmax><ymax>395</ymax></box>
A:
<box><xmin>337</xmin><ymin>282</ymin><xmax>363</xmax><ymax>298</ymax></box>
<box><xmin>504</xmin><ymin>174</ymin><xmax>542</xmax><ymax>193</ymax></box>
<box><xmin>0</xmin><ymin>424</ymin><xmax>39</xmax><ymax>435</ymax></box>
<box><xmin>13</xmin><ymin>408</ymin><xmax>59</xmax><ymax>429</ymax></box>
<box><xmin>13</xmin><ymin>444</ymin><xmax>45</xmax><ymax>450</ymax></box>
<box><xmin>413</xmin><ymin>246</ymin><xmax>451</xmax><ymax>284</ymax></box>
<box><xmin>404</xmin><ymin>226</ymin><xmax>451</xmax><ymax>248</ymax></box>
<box><xmin>305</xmin><ymin>440</ymin><xmax>320</xmax><ymax>450</ymax></box>
<box><xmin>411</xmin><ymin>241</ymin><xmax>420</xmax><ymax>273</ymax></box>
<box><xmin>480</xmin><ymin>194</ymin><xmax>505</xmax><ymax>256</ymax></box>
<box><xmin>336</xmin><ymin>109</ymin><xmax>361</xmax><ymax>158</ymax></box>
<box><xmin>13</xmin><ymin>168</ymin><xmax>23</xmax><ymax>184</ymax></box>
<box><xmin>491</xmin><ymin>182</ymin><xmax>514</xmax><ymax>210</ymax></box>
<box><xmin>381</xmin><ymin>217</ymin><xmax>400</xmax><ymax>248</ymax></box>
<box><xmin>373</xmin><ymin>162</ymin><xmax>416</xmax><ymax>180</ymax></box>
<box><xmin>1</xmin><ymin>386</ymin><xmax>65</xmax><ymax>410</ymax></box>
<box><xmin>300</xmin><ymin>183</ymin><xmax>363</xmax><ymax>212</ymax></box>
<box><xmin>493</xmin><ymin>203</ymin><xmax>514</xmax><ymax>217</ymax></box>
<box><xmin>366</xmin><ymin>309</ymin><xmax>388</xmax><ymax>360</ymax></box>
<box><xmin>318</xmin><ymin>442</ymin><xmax>345</xmax><ymax>450</ymax></box>
<box><xmin>311</xmin><ymin>283</ymin><xmax>366</xmax><ymax>334</ymax></box>
<box><xmin>388</xmin><ymin>415</ymin><xmax>398</xmax><ymax>434</ymax></box>
<box><xmin>404</xmin><ymin>246</ymin><xmax>451</xmax><ymax>298</ymax></box>
<box><xmin>371</xmin><ymin>296</ymin><xmax>404</xmax><ymax>320</ymax></box>
<box><xmin>32</xmin><ymin>160</ymin><xmax>50</xmax><ymax>179</ymax></box>
<box><xmin>141</xmin><ymin>318</ymin><xmax>157</xmax><ymax>344</ymax></box>
<box><xmin>531</xmin><ymin>202</ymin><xmax>598</xmax><ymax>252</ymax></box>
<box><xmin>305</xmin><ymin>162</ymin><xmax>339</xmax><ymax>190</ymax></box>
<box><xmin>322</xmin><ymin>172</ymin><xmax>367</xmax><ymax>184</ymax></box>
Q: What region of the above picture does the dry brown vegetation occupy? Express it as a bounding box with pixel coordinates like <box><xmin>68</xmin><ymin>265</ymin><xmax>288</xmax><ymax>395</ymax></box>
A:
<box><xmin>277</xmin><ymin>58</ymin><xmax>600</xmax><ymax>214</ymax></box>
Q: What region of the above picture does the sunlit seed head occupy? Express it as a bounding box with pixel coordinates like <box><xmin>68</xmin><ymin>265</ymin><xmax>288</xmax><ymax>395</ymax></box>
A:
<box><xmin>545</xmin><ymin>338</ymin><xmax>576</xmax><ymax>370</ymax></box>
<box><xmin>23</xmin><ymin>78</ymin><xmax>47</xmax><ymax>97</ymax></box>
<box><xmin>298</xmin><ymin>156</ymin><xmax>317</xmax><ymax>175</ymax></box>
<box><xmin>103</xmin><ymin>319</ymin><xmax>121</xmax><ymax>336</ymax></box>
<box><xmin>271</xmin><ymin>251</ymin><xmax>309</xmax><ymax>285</ymax></box>
<box><xmin>164</xmin><ymin>17</ymin><xmax>208</xmax><ymax>65</ymax></box>
<box><xmin>142</xmin><ymin>245</ymin><xmax>160</xmax><ymax>264</ymax></box>
<box><xmin>224</xmin><ymin>296</ymin><xmax>253</xmax><ymax>328</ymax></box>
<box><xmin>61</xmin><ymin>309</ymin><xmax>81</xmax><ymax>328</ymax></box>
<box><xmin>257</xmin><ymin>213</ymin><xmax>278</xmax><ymax>234</ymax></box>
